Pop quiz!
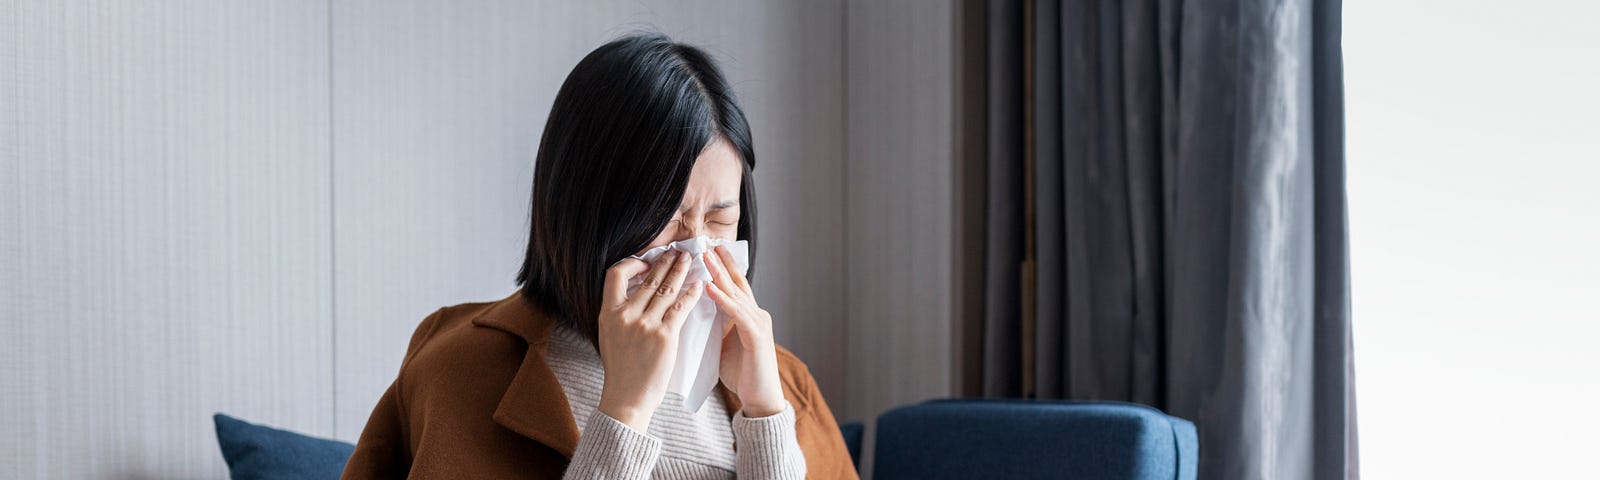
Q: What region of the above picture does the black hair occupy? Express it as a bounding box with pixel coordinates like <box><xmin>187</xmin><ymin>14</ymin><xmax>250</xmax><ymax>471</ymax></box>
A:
<box><xmin>516</xmin><ymin>33</ymin><xmax>757</xmax><ymax>344</ymax></box>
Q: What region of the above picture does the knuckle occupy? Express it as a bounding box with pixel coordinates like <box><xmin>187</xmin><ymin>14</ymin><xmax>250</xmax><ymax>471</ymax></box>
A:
<box><xmin>614</xmin><ymin>311</ymin><xmax>637</xmax><ymax>324</ymax></box>
<box><xmin>655</xmin><ymin>284</ymin><xmax>675</xmax><ymax>297</ymax></box>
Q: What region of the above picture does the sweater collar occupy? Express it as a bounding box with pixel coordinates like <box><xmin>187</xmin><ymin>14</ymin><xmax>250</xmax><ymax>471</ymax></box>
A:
<box><xmin>469</xmin><ymin>289</ymin><xmax>743</xmax><ymax>458</ymax></box>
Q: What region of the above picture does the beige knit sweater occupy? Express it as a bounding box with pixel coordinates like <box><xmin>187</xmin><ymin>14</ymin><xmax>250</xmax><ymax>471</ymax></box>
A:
<box><xmin>547</xmin><ymin>323</ymin><xmax>807</xmax><ymax>479</ymax></box>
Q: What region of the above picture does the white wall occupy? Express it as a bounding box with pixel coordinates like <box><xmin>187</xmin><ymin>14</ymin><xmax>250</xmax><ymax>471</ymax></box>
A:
<box><xmin>2</xmin><ymin>0</ymin><xmax>960</xmax><ymax>477</ymax></box>
<box><xmin>843</xmin><ymin>0</ymin><xmax>955</xmax><ymax>476</ymax></box>
<box><xmin>1</xmin><ymin>2</ymin><xmax>333</xmax><ymax>478</ymax></box>
<box><xmin>1346</xmin><ymin>1</ymin><xmax>1600</xmax><ymax>478</ymax></box>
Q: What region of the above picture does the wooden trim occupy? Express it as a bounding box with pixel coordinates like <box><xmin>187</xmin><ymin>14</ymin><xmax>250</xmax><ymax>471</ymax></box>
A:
<box><xmin>952</xmin><ymin>0</ymin><xmax>990</xmax><ymax>398</ymax></box>
<box><xmin>1020</xmin><ymin>0</ymin><xmax>1038</xmax><ymax>399</ymax></box>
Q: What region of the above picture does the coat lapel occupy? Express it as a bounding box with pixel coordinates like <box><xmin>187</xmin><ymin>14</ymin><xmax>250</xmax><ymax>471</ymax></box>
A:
<box><xmin>470</xmin><ymin>291</ymin><xmax>582</xmax><ymax>458</ymax></box>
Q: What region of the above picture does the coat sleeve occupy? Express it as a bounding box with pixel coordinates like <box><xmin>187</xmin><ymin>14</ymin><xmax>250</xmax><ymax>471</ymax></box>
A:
<box><xmin>340</xmin><ymin>381</ymin><xmax>411</xmax><ymax>479</ymax></box>
<box><xmin>340</xmin><ymin>309</ymin><xmax>445</xmax><ymax>480</ymax></box>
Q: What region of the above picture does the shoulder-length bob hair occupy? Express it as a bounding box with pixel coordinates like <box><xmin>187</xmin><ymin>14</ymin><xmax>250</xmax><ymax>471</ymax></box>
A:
<box><xmin>516</xmin><ymin>33</ymin><xmax>756</xmax><ymax>343</ymax></box>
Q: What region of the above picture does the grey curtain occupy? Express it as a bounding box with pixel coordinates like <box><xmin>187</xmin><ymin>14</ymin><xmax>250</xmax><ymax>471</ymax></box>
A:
<box><xmin>970</xmin><ymin>0</ymin><xmax>1358</xmax><ymax>478</ymax></box>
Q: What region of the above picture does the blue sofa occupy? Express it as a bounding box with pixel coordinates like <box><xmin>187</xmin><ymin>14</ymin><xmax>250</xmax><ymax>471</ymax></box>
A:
<box><xmin>217</xmin><ymin>399</ymin><xmax>1197</xmax><ymax>479</ymax></box>
<box><xmin>866</xmin><ymin>399</ymin><xmax>1198</xmax><ymax>480</ymax></box>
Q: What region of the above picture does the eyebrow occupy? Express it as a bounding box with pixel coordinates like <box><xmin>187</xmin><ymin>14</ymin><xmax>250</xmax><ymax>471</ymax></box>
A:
<box><xmin>682</xmin><ymin>200</ymin><xmax>739</xmax><ymax>213</ymax></box>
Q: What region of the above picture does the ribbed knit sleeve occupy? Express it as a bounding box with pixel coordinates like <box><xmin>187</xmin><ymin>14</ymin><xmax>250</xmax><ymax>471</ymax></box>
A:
<box><xmin>563</xmin><ymin>410</ymin><xmax>662</xmax><ymax>480</ymax></box>
<box><xmin>731</xmin><ymin>401</ymin><xmax>807</xmax><ymax>480</ymax></box>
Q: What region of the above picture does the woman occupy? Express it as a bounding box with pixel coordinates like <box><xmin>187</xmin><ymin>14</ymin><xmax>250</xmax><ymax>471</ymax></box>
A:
<box><xmin>341</xmin><ymin>34</ymin><xmax>857</xmax><ymax>479</ymax></box>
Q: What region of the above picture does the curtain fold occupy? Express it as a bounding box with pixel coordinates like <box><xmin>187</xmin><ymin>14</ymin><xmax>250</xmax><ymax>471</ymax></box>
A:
<box><xmin>971</xmin><ymin>0</ymin><xmax>1358</xmax><ymax>478</ymax></box>
<box><xmin>981</xmin><ymin>0</ymin><xmax>1027</xmax><ymax>398</ymax></box>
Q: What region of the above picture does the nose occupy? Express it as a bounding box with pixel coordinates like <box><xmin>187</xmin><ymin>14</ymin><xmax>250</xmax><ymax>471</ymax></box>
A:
<box><xmin>674</xmin><ymin>220</ymin><xmax>702</xmax><ymax>242</ymax></box>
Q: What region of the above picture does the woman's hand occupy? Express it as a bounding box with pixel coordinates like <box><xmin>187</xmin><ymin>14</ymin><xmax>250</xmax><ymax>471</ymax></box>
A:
<box><xmin>704</xmin><ymin>245</ymin><xmax>786</xmax><ymax>417</ymax></box>
<box><xmin>596</xmin><ymin>250</ymin><xmax>704</xmax><ymax>431</ymax></box>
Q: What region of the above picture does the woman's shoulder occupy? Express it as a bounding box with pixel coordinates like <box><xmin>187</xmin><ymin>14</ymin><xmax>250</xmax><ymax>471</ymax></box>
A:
<box><xmin>393</xmin><ymin>299</ymin><xmax>529</xmax><ymax>407</ymax></box>
<box><xmin>400</xmin><ymin>300</ymin><xmax>520</xmax><ymax>363</ymax></box>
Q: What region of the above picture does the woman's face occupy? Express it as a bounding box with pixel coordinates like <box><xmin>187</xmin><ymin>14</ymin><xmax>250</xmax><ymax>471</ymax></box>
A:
<box><xmin>642</xmin><ymin>138</ymin><xmax>743</xmax><ymax>251</ymax></box>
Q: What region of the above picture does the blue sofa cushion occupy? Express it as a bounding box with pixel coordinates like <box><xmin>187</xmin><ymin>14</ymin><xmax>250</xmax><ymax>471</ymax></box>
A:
<box><xmin>213</xmin><ymin>413</ymin><xmax>356</xmax><ymax>480</ymax></box>
<box><xmin>212</xmin><ymin>412</ymin><xmax>874</xmax><ymax>478</ymax></box>
<box><xmin>839</xmin><ymin>422</ymin><xmax>864</xmax><ymax>469</ymax></box>
<box><xmin>873</xmin><ymin>399</ymin><xmax>1198</xmax><ymax>480</ymax></box>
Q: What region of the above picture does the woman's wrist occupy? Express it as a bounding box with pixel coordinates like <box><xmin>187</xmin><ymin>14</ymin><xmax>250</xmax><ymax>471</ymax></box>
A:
<box><xmin>738</xmin><ymin>386</ymin><xmax>788</xmax><ymax>418</ymax></box>
<box><xmin>740</xmin><ymin>401</ymin><xmax>785</xmax><ymax>418</ymax></box>
<box><xmin>598</xmin><ymin>395</ymin><xmax>653</xmax><ymax>432</ymax></box>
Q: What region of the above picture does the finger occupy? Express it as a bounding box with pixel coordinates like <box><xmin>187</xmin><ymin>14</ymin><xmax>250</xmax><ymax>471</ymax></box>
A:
<box><xmin>714</xmin><ymin>245</ymin><xmax>752</xmax><ymax>295</ymax></box>
<box><xmin>626</xmin><ymin>250</ymin><xmax>681</xmax><ymax>310</ymax></box>
<box><xmin>604</xmin><ymin>258</ymin><xmax>651</xmax><ymax>307</ymax></box>
<box><xmin>705</xmin><ymin>282</ymin><xmax>745</xmax><ymax>319</ymax></box>
<box><xmin>643</xmin><ymin>248</ymin><xmax>694</xmax><ymax>318</ymax></box>
<box><xmin>707</xmin><ymin>283</ymin><xmax>763</xmax><ymax>343</ymax></box>
<box><xmin>705</xmin><ymin>247</ymin><xmax>743</xmax><ymax>301</ymax></box>
<box><xmin>661</xmin><ymin>281</ymin><xmax>704</xmax><ymax>331</ymax></box>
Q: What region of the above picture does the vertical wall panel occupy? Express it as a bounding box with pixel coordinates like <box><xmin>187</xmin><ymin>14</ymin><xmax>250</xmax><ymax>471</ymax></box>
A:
<box><xmin>331</xmin><ymin>0</ymin><xmax>848</xmax><ymax>439</ymax></box>
<box><xmin>0</xmin><ymin>1</ymin><xmax>331</xmax><ymax>478</ymax></box>
<box><xmin>0</xmin><ymin>1</ymin><xmax>962</xmax><ymax>476</ymax></box>
<box><xmin>844</xmin><ymin>0</ymin><xmax>957</xmax><ymax>473</ymax></box>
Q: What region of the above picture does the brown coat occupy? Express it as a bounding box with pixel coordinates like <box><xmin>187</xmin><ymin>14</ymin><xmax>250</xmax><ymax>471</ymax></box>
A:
<box><xmin>341</xmin><ymin>290</ymin><xmax>859</xmax><ymax>479</ymax></box>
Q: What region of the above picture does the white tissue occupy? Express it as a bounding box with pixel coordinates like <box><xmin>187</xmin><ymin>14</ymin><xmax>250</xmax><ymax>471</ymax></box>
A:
<box><xmin>625</xmin><ymin>235</ymin><xmax>749</xmax><ymax>413</ymax></box>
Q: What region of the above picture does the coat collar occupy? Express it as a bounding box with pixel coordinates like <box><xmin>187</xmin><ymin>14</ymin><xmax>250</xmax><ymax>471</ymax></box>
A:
<box><xmin>470</xmin><ymin>289</ymin><xmax>744</xmax><ymax>459</ymax></box>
